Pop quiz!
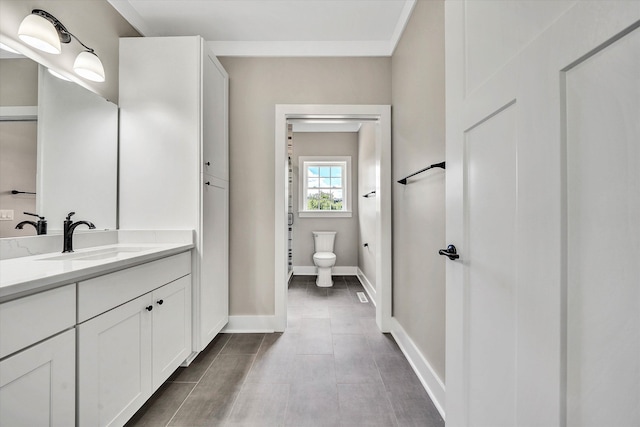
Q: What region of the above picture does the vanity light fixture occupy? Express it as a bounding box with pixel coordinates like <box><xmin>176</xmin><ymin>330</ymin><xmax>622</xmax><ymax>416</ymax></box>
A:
<box><xmin>17</xmin><ymin>9</ymin><xmax>105</xmax><ymax>82</ymax></box>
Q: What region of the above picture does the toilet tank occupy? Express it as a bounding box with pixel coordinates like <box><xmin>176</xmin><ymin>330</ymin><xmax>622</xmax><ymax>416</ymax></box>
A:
<box><xmin>313</xmin><ymin>231</ymin><xmax>336</xmax><ymax>252</ymax></box>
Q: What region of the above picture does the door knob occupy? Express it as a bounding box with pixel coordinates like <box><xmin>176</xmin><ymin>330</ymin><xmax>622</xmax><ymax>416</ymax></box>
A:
<box><xmin>439</xmin><ymin>244</ymin><xmax>459</xmax><ymax>260</ymax></box>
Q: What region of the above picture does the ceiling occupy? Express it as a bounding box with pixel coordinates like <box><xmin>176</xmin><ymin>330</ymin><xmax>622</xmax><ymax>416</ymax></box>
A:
<box><xmin>107</xmin><ymin>0</ymin><xmax>416</xmax><ymax>56</ymax></box>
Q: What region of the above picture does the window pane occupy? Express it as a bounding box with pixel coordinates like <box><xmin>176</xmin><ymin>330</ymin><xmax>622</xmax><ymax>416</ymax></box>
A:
<box><xmin>308</xmin><ymin>166</ymin><xmax>319</xmax><ymax>177</ymax></box>
<box><xmin>331</xmin><ymin>190</ymin><xmax>343</xmax><ymax>210</ymax></box>
<box><xmin>331</xmin><ymin>166</ymin><xmax>342</xmax><ymax>178</ymax></box>
<box><xmin>319</xmin><ymin>167</ymin><xmax>331</xmax><ymax>178</ymax></box>
<box><xmin>320</xmin><ymin>177</ymin><xmax>331</xmax><ymax>188</ymax></box>
<box><xmin>331</xmin><ymin>178</ymin><xmax>342</xmax><ymax>188</ymax></box>
<box><xmin>308</xmin><ymin>178</ymin><xmax>319</xmax><ymax>189</ymax></box>
<box><xmin>307</xmin><ymin>189</ymin><xmax>319</xmax><ymax>210</ymax></box>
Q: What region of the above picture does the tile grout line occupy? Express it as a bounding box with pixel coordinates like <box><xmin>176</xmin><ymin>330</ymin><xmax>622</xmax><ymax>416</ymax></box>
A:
<box><xmin>164</xmin><ymin>335</ymin><xmax>232</xmax><ymax>427</ymax></box>
<box><xmin>221</xmin><ymin>333</ymin><xmax>266</xmax><ymax>425</ymax></box>
<box><xmin>369</xmin><ymin>337</ymin><xmax>403</xmax><ymax>427</ymax></box>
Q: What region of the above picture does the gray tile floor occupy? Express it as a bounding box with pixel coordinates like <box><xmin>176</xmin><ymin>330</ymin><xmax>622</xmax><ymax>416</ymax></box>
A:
<box><xmin>126</xmin><ymin>275</ymin><xmax>444</xmax><ymax>426</ymax></box>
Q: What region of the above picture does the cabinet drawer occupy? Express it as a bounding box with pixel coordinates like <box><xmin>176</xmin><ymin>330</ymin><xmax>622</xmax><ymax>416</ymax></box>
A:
<box><xmin>78</xmin><ymin>251</ymin><xmax>191</xmax><ymax>323</ymax></box>
<box><xmin>0</xmin><ymin>284</ymin><xmax>75</xmax><ymax>359</ymax></box>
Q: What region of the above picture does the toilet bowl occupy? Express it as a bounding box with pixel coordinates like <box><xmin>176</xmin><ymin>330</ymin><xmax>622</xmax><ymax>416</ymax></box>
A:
<box><xmin>312</xmin><ymin>231</ymin><xmax>337</xmax><ymax>287</ymax></box>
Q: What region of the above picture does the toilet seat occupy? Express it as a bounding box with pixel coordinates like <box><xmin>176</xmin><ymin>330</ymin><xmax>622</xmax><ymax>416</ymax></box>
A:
<box><xmin>313</xmin><ymin>252</ymin><xmax>336</xmax><ymax>262</ymax></box>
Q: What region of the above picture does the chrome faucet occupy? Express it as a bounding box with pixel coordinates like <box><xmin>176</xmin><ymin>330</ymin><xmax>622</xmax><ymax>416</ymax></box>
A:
<box><xmin>15</xmin><ymin>212</ymin><xmax>47</xmax><ymax>235</ymax></box>
<box><xmin>63</xmin><ymin>212</ymin><xmax>95</xmax><ymax>253</ymax></box>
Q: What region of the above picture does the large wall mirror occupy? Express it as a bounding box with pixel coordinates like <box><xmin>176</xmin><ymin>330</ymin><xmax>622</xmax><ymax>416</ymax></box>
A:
<box><xmin>0</xmin><ymin>50</ymin><xmax>117</xmax><ymax>238</ymax></box>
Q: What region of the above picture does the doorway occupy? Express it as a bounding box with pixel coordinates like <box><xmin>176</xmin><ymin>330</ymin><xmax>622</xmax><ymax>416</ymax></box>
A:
<box><xmin>274</xmin><ymin>104</ymin><xmax>392</xmax><ymax>333</ymax></box>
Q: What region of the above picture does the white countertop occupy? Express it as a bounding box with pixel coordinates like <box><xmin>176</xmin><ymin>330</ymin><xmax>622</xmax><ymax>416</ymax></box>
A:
<box><xmin>0</xmin><ymin>243</ymin><xmax>193</xmax><ymax>302</ymax></box>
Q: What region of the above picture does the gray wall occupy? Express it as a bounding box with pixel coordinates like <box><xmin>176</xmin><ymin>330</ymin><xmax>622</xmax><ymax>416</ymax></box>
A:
<box><xmin>0</xmin><ymin>121</ymin><xmax>37</xmax><ymax>238</ymax></box>
<box><xmin>0</xmin><ymin>58</ymin><xmax>37</xmax><ymax>106</ymax></box>
<box><xmin>357</xmin><ymin>123</ymin><xmax>377</xmax><ymax>286</ymax></box>
<box><xmin>291</xmin><ymin>132</ymin><xmax>359</xmax><ymax>267</ymax></box>
<box><xmin>391</xmin><ymin>0</ymin><xmax>446</xmax><ymax>380</ymax></box>
<box><xmin>0</xmin><ymin>58</ymin><xmax>38</xmax><ymax>238</ymax></box>
<box><xmin>218</xmin><ymin>56</ymin><xmax>391</xmax><ymax>316</ymax></box>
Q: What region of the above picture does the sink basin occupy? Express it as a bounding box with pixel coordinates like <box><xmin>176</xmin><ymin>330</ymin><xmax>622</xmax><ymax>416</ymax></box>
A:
<box><xmin>38</xmin><ymin>247</ymin><xmax>154</xmax><ymax>261</ymax></box>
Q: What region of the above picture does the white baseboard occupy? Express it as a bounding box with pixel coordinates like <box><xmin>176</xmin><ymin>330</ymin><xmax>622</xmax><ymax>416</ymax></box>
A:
<box><xmin>389</xmin><ymin>317</ymin><xmax>446</xmax><ymax>421</ymax></box>
<box><xmin>356</xmin><ymin>268</ymin><xmax>376</xmax><ymax>306</ymax></box>
<box><xmin>293</xmin><ymin>265</ymin><xmax>358</xmax><ymax>276</ymax></box>
<box><xmin>222</xmin><ymin>315</ymin><xmax>277</xmax><ymax>333</ymax></box>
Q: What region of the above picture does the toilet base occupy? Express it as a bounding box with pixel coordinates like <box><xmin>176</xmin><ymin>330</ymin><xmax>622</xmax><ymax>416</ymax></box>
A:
<box><xmin>316</xmin><ymin>267</ymin><xmax>333</xmax><ymax>287</ymax></box>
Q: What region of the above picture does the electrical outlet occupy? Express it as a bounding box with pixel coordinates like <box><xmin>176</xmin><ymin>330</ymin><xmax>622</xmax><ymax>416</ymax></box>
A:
<box><xmin>0</xmin><ymin>210</ymin><xmax>14</xmax><ymax>220</ymax></box>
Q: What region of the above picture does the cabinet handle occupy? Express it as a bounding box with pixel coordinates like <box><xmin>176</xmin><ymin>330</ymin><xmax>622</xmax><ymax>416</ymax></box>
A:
<box><xmin>157</xmin><ymin>299</ymin><xmax>164</xmax><ymax>305</ymax></box>
<box><xmin>146</xmin><ymin>305</ymin><xmax>153</xmax><ymax>311</ymax></box>
<box><xmin>205</xmin><ymin>161</ymin><xmax>211</xmax><ymax>166</ymax></box>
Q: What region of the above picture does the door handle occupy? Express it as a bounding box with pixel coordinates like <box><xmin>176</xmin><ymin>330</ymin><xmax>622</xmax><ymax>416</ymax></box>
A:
<box><xmin>439</xmin><ymin>245</ymin><xmax>459</xmax><ymax>260</ymax></box>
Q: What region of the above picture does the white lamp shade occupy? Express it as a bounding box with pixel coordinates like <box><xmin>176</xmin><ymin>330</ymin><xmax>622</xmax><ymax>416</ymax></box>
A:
<box><xmin>73</xmin><ymin>51</ymin><xmax>105</xmax><ymax>82</ymax></box>
<box><xmin>18</xmin><ymin>13</ymin><xmax>61</xmax><ymax>54</ymax></box>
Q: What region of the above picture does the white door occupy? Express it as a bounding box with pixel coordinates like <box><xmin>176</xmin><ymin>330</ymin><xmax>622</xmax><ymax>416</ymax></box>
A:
<box><xmin>202</xmin><ymin>52</ymin><xmax>229</xmax><ymax>181</ymax></box>
<box><xmin>0</xmin><ymin>329</ymin><xmax>75</xmax><ymax>427</ymax></box>
<box><xmin>200</xmin><ymin>176</ymin><xmax>229</xmax><ymax>347</ymax></box>
<box><xmin>78</xmin><ymin>294</ymin><xmax>153</xmax><ymax>427</ymax></box>
<box><xmin>152</xmin><ymin>275</ymin><xmax>192</xmax><ymax>389</ymax></box>
<box><xmin>445</xmin><ymin>2</ymin><xmax>640</xmax><ymax>426</ymax></box>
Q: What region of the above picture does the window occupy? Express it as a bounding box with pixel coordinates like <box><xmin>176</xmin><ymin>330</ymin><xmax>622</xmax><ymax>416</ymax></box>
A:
<box><xmin>299</xmin><ymin>156</ymin><xmax>352</xmax><ymax>217</ymax></box>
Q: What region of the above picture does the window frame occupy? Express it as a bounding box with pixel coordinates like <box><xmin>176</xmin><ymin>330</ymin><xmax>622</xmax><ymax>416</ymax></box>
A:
<box><xmin>298</xmin><ymin>156</ymin><xmax>352</xmax><ymax>218</ymax></box>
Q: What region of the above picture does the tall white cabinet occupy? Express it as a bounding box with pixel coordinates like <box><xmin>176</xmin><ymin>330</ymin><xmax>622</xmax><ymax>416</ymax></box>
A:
<box><xmin>119</xmin><ymin>36</ymin><xmax>229</xmax><ymax>351</ymax></box>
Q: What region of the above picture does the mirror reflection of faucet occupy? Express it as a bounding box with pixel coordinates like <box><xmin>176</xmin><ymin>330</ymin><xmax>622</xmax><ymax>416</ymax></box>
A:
<box><xmin>63</xmin><ymin>211</ymin><xmax>95</xmax><ymax>253</ymax></box>
<box><xmin>14</xmin><ymin>212</ymin><xmax>47</xmax><ymax>235</ymax></box>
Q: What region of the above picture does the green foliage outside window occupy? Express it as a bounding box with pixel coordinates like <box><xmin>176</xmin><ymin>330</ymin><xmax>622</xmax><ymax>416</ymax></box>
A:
<box><xmin>307</xmin><ymin>191</ymin><xmax>343</xmax><ymax>211</ymax></box>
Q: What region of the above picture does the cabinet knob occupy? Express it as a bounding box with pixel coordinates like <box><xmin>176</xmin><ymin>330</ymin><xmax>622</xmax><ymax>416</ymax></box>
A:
<box><xmin>146</xmin><ymin>305</ymin><xmax>153</xmax><ymax>311</ymax></box>
<box><xmin>205</xmin><ymin>161</ymin><xmax>211</xmax><ymax>166</ymax></box>
<box><xmin>157</xmin><ymin>299</ymin><xmax>164</xmax><ymax>305</ymax></box>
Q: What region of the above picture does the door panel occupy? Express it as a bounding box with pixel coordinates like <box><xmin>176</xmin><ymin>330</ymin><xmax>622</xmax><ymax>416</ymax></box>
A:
<box><xmin>464</xmin><ymin>103</ymin><xmax>517</xmax><ymax>426</ymax></box>
<box><xmin>566</xmin><ymin>27</ymin><xmax>640</xmax><ymax>427</ymax></box>
<box><xmin>203</xmin><ymin>53</ymin><xmax>229</xmax><ymax>180</ymax></box>
<box><xmin>201</xmin><ymin>177</ymin><xmax>229</xmax><ymax>347</ymax></box>
<box><xmin>78</xmin><ymin>295</ymin><xmax>152</xmax><ymax>427</ymax></box>
<box><xmin>446</xmin><ymin>2</ymin><xmax>640</xmax><ymax>426</ymax></box>
<box><xmin>0</xmin><ymin>329</ymin><xmax>75</xmax><ymax>427</ymax></box>
<box><xmin>153</xmin><ymin>275</ymin><xmax>192</xmax><ymax>389</ymax></box>
<box><xmin>464</xmin><ymin>0</ymin><xmax>576</xmax><ymax>94</ymax></box>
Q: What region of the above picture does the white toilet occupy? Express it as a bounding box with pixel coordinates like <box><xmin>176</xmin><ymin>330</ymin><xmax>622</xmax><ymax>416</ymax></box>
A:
<box><xmin>312</xmin><ymin>231</ymin><xmax>337</xmax><ymax>287</ymax></box>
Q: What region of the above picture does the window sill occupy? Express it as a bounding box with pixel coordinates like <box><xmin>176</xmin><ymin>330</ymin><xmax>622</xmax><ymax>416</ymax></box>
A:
<box><xmin>298</xmin><ymin>211</ymin><xmax>353</xmax><ymax>218</ymax></box>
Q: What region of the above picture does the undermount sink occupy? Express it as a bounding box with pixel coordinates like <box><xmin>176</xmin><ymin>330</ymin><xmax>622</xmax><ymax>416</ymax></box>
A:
<box><xmin>38</xmin><ymin>247</ymin><xmax>154</xmax><ymax>261</ymax></box>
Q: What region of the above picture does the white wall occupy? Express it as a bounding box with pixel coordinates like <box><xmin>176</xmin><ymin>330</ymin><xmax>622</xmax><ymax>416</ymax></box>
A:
<box><xmin>357</xmin><ymin>123</ymin><xmax>377</xmax><ymax>287</ymax></box>
<box><xmin>291</xmin><ymin>132</ymin><xmax>358</xmax><ymax>268</ymax></box>
<box><xmin>391</xmin><ymin>0</ymin><xmax>446</xmax><ymax>381</ymax></box>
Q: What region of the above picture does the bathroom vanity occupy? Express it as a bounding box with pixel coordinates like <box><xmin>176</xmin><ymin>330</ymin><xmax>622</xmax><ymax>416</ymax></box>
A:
<box><xmin>0</xmin><ymin>236</ymin><xmax>193</xmax><ymax>426</ymax></box>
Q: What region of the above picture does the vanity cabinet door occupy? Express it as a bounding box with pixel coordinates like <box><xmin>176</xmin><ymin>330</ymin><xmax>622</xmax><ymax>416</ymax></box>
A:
<box><xmin>0</xmin><ymin>329</ymin><xmax>75</xmax><ymax>427</ymax></box>
<box><xmin>78</xmin><ymin>294</ymin><xmax>153</xmax><ymax>427</ymax></box>
<box><xmin>152</xmin><ymin>275</ymin><xmax>191</xmax><ymax>389</ymax></box>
